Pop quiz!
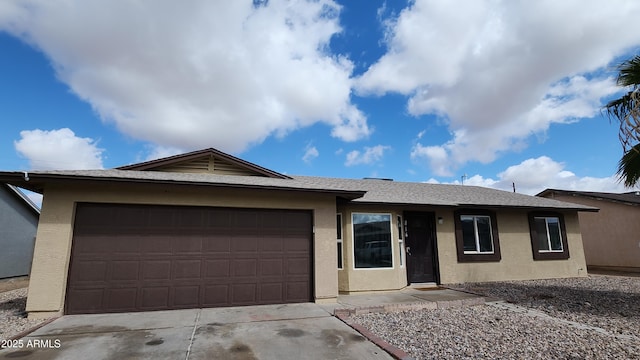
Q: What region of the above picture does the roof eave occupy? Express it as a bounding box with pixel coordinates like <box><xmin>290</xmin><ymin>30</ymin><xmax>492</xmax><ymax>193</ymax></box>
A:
<box><xmin>348</xmin><ymin>200</ymin><xmax>598</xmax><ymax>212</ymax></box>
<box><xmin>0</xmin><ymin>172</ymin><xmax>364</xmax><ymax>200</ymax></box>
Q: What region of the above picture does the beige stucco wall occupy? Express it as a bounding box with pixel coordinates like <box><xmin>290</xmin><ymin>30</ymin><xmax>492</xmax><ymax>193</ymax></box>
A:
<box><xmin>437</xmin><ymin>209</ymin><xmax>588</xmax><ymax>284</ymax></box>
<box><xmin>27</xmin><ymin>182</ymin><xmax>338</xmax><ymax>318</ymax></box>
<box><xmin>336</xmin><ymin>205</ymin><xmax>588</xmax><ymax>292</ymax></box>
<box><xmin>541</xmin><ymin>194</ymin><xmax>640</xmax><ymax>270</ymax></box>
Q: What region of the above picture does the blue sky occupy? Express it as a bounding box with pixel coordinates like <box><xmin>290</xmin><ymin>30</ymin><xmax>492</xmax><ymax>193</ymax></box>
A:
<box><xmin>2</xmin><ymin>0</ymin><xmax>640</xmax><ymax>206</ymax></box>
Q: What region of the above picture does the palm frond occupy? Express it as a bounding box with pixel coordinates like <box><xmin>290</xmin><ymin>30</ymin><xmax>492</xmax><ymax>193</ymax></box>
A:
<box><xmin>616</xmin><ymin>55</ymin><xmax>640</xmax><ymax>88</ymax></box>
<box><xmin>617</xmin><ymin>143</ymin><xmax>640</xmax><ymax>187</ymax></box>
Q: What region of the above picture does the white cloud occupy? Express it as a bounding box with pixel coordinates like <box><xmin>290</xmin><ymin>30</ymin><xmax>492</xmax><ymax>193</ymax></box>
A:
<box><xmin>14</xmin><ymin>128</ymin><xmax>104</xmax><ymax>170</ymax></box>
<box><xmin>428</xmin><ymin>156</ymin><xmax>628</xmax><ymax>195</ymax></box>
<box><xmin>143</xmin><ymin>146</ymin><xmax>184</xmax><ymax>162</ymax></box>
<box><xmin>411</xmin><ymin>143</ymin><xmax>451</xmax><ymax>176</ymax></box>
<box><xmin>302</xmin><ymin>145</ymin><xmax>319</xmax><ymax>163</ymax></box>
<box><xmin>345</xmin><ymin>145</ymin><xmax>390</xmax><ymax>166</ymax></box>
<box><xmin>358</xmin><ymin>0</ymin><xmax>640</xmax><ymax>174</ymax></box>
<box><xmin>0</xmin><ymin>0</ymin><xmax>370</xmax><ymax>154</ymax></box>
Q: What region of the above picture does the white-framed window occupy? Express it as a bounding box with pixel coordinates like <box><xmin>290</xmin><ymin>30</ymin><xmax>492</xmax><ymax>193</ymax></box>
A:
<box><xmin>337</xmin><ymin>213</ymin><xmax>343</xmax><ymax>269</ymax></box>
<box><xmin>397</xmin><ymin>215</ymin><xmax>404</xmax><ymax>267</ymax></box>
<box><xmin>533</xmin><ymin>217</ymin><xmax>563</xmax><ymax>252</ymax></box>
<box><xmin>460</xmin><ymin>215</ymin><xmax>494</xmax><ymax>254</ymax></box>
<box><xmin>352</xmin><ymin>213</ymin><xmax>393</xmax><ymax>269</ymax></box>
<box><xmin>528</xmin><ymin>212</ymin><xmax>569</xmax><ymax>260</ymax></box>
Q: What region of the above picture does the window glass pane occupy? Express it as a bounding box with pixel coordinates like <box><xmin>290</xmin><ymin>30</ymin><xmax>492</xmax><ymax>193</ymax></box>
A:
<box><xmin>353</xmin><ymin>214</ymin><xmax>392</xmax><ymax>268</ymax></box>
<box><xmin>535</xmin><ymin>218</ymin><xmax>550</xmax><ymax>251</ymax></box>
<box><xmin>476</xmin><ymin>216</ymin><xmax>493</xmax><ymax>252</ymax></box>
<box><xmin>461</xmin><ymin>216</ymin><xmax>476</xmax><ymax>252</ymax></box>
<box><xmin>336</xmin><ymin>214</ymin><xmax>342</xmax><ymax>240</ymax></box>
<box><xmin>397</xmin><ymin>215</ymin><xmax>403</xmax><ymax>240</ymax></box>
<box><xmin>547</xmin><ymin>218</ymin><xmax>563</xmax><ymax>250</ymax></box>
<box><xmin>337</xmin><ymin>242</ymin><xmax>343</xmax><ymax>269</ymax></box>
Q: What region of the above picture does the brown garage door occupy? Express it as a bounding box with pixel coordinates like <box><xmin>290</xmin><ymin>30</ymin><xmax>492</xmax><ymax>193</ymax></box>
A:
<box><xmin>66</xmin><ymin>203</ymin><xmax>313</xmax><ymax>314</ymax></box>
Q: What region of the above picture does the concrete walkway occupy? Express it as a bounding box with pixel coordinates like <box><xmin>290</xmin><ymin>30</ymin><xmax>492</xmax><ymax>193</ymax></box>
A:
<box><xmin>327</xmin><ymin>286</ymin><xmax>485</xmax><ymax>315</ymax></box>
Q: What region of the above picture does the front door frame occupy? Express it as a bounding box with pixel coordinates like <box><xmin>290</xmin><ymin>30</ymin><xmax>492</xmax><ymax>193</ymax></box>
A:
<box><xmin>404</xmin><ymin>211</ymin><xmax>440</xmax><ymax>285</ymax></box>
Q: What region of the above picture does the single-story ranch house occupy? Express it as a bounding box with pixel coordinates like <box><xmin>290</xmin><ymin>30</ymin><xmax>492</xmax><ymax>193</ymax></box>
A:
<box><xmin>0</xmin><ymin>148</ymin><xmax>597</xmax><ymax>318</ymax></box>
<box><xmin>538</xmin><ymin>189</ymin><xmax>640</xmax><ymax>272</ymax></box>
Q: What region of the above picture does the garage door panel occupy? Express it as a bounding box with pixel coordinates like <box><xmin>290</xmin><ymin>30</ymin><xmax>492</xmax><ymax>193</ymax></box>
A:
<box><xmin>67</xmin><ymin>204</ymin><xmax>312</xmax><ymax>314</ymax></box>
<box><xmin>111</xmin><ymin>261</ymin><xmax>139</xmax><ymax>281</ymax></box>
<box><xmin>204</xmin><ymin>259</ymin><xmax>230</xmax><ymax>277</ymax></box>
<box><xmin>286</xmin><ymin>282</ymin><xmax>311</xmax><ymax>301</ymax></box>
<box><xmin>141</xmin><ymin>287</ymin><xmax>170</xmax><ymax>309</ymax></box>
<box><xmin>284</xmin><ymin>236</ymin><xmax>310</xmax><ymax>252</ymax></box>
<box><xmin>232</xmin><ymin>284</ymin><xmax>257</xmax><ymax>303</ymax></box>
<box><xmin>173</xmin><ymin>260</ymin><xmax>202</xmax><ymax>280</ymax></box>
<box><xmin>114</xmin><ymin>207</ymin><xmax>147</xmax><ymax>227</ymax></box>
<box><xmin>141</xmin><ymin>236</ymin><xmax>172</xmax><ymax>254</ymax></box>
<box><xmin>203</xmin><ymin>285</ymin><xmax>229</xmax><ymax>306</ymax></box>
<box><xmin>202</xmin><ymin>236</ymin><xmax>231</xmax><ymax>253</ymax></box>
<box><xmin>259</xmin><ymin>237</ymin><xmax>283</xmax><ymax>252</ymax></box>
<box><xmin>67</xmin><ymin>289</ymin><xmax>104</xmax><ymax>313</ymax></box>
<box><xmin>112</xmin><ymin>237</ymin><xmax>140</xmax><ymax>254</ymax></box>
<box><xmin>207</xmin><ymin>209</ymin><xmax>232</xmax><ymax>227</ymax></box>
<box><xmin>260</xmin><ymin>259</ymin><xmax>283</xmax><ymax>276</ymax></box>
<box><xmin>232</xmin><ymin>259</ymin><xmax>257</xmax><ymax>276</ymax></box>
<box><xmin>70</xmin><ymin>260</ymin><xmax>108</xmax><ymax>282</ymax></box>
<box><xmin>286</xmin><ymin>258</ymin><xmax>310</xmax><ymax>275</ymax></box>
<box><xmin>174</xmin><ymin>237</ymin><xmax>203</xmax><ymax>254</ymax></box>
<box><xmin>235</xmin><ymin>211</ymin><xmax>259</xmax><ymax>229</ymax></box>
<box><xmin>232</xmin><ymin>236</ymin><xmax>258</xmax><ymax>252</ymax></box>
<box><xmin>176</xmin><ymin>208</ymin><xmax>205</xmax><ymax>228</ymax></box>
<box><xmin>74</xmin><ymin>235</ymin><xmax>113</xmax><ymax>254</ymax></box>
<box><xmin>173</xmin><ymin>286</ymin><xmax>200</xmax><ymax>306</ymax></box>
<box><xmin>106</xmin><ymin>288</ymin><xmax>138</xmax><ymax>311</ymax></box>
<box><xmin>260</xmin><ymin>283</ymin><xmax>283</xmax><ymax>302</ymax></box>
<box><xmin>142</xmin><ymin>261</ymin><xmax>172</xmax><ymax>280</ymax></box>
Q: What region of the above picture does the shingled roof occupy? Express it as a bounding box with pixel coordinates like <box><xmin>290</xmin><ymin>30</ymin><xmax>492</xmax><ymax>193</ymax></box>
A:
<box><xmin>0</xmin><ymin>169</ymin><xmax>597</xmax><ymax>211</ymax></box>
<box><xmin>538</xmin><ymin>189</ymin><xmax>640</xmax><ymax>206</ymax></box>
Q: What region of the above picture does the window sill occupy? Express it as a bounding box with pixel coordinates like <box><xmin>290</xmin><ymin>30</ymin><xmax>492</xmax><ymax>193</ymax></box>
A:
<box><xmin>533</xmin><ymin>252</ymin><xmax>569</xmax><ymax>260</ymax></box>
<box><xmin>457</xmin><ymin>253</ymin><xmax>501</xmax><ymax>263</ymax></box>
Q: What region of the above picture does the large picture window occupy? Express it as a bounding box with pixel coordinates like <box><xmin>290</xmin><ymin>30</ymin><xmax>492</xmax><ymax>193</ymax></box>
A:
<box><xmin>454</xmin><ymin>210</ymin><xmax>501</xmax><ymax>262</ymax></box>
<box><xmin>353</xmin><ymin>213</ymin><xmax>393</xmax><ymax>269</ymax></box>
<box><xmin>529</xmin><ymin>212</ymin><xmax>570</xmax><ymax>260</ymax></box>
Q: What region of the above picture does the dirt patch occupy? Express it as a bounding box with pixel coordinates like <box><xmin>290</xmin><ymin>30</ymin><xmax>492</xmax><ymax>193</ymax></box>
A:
<box><xmin>0</xmin><ymin>277</ymin><xmax>29</xmax><ymax>293</ymax></box>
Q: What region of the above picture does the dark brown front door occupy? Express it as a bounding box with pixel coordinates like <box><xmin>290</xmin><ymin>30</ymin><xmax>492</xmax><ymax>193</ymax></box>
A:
<box><xmin>66</xmin><ymin>203</ymin><xmax>313</xmax><ymax>314</ymax></box>
<box><xmin>404</xmin><ymin>211</ymin><xmax>438</xmax><ymax>284</ymax></box>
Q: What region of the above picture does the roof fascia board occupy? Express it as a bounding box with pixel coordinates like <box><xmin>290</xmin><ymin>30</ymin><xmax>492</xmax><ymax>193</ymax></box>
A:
<box><xmin>346</xmin><ymin>200</ymin><xmax>598</xmax><ymax>212</ymax></box>
<box><xmin>538</xmin><ymin>188</ymin><xmax>638</xmax><ymax>207</ymax></box>
<box><xmin>0</xmin><ymin>172</ymin><xmax>364</xmax><ymax>200</ymax></box>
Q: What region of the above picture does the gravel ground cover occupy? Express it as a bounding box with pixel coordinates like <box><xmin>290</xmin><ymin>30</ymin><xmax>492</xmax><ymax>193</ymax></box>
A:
<box><xmin>0</xmin><ymin>288</ymin><xmax>51</xmax><ymax>342</ymax></box>
<box><xmin>352</xmin><ymin>275</ymin><xmax>640</xmax><ymax>360</ymax></box>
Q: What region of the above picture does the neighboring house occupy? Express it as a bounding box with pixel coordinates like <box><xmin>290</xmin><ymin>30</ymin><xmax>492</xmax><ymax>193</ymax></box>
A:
<box><xmin>538</xmin><ymin>189</ymin><xmax>640</xmax><ymax>272</ymax></box>
<box><xmin>0</xmin><ymin>183</ymin><xmax>40</xmax><ymax>279</ymax></box>
<box><xmin>0</xmin><ymin>148</ymin><xmax>596</xmax><ymax>318</ymax></box>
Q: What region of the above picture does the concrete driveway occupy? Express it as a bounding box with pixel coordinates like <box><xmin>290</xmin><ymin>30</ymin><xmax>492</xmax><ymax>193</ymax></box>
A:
<box><xmin>0</xmin><ymin>303</ymin><xmax>393</xmax><ymax>360</ymax></box>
